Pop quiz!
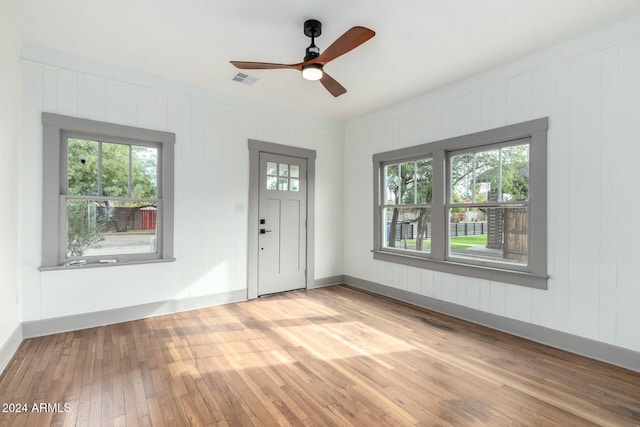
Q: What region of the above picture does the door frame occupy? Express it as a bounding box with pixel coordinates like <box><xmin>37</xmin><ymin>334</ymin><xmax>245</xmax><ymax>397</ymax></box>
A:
<box><xmin>247</xmin><ymin>139</ymin><xmax>316</xmax><ymax>300</ymax></box>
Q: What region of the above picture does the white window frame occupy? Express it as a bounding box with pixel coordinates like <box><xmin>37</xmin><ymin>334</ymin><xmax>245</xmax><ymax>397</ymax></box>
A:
<box><xmin>41</xmin><ymin>113</ymin><xmax>175</xmax><ymax>269</ymax></box>
<box><xmin>372</xmin><ymin>118</ymin><xmax>548</xmax><ymax>289</ymax></box>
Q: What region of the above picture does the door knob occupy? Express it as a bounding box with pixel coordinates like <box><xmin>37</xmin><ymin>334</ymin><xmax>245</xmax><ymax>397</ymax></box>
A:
<box><xmin>260</xmin><ymin>229</ymin><xmax>272</xmax><ymax>234</ymax></box>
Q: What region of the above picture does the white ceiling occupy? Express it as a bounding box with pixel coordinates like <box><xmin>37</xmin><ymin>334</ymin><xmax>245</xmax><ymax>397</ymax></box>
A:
<box><xmin>9</xmin><ymin>0</ymin><xmax>640</xmax><ymax>122</ymax></box>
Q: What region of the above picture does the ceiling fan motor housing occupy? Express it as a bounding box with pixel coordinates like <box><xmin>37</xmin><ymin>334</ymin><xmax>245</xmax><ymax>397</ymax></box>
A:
<box><xmin>304</xmin><ymin>19</ymin><xmax>322</xmax><ymax>38</ymax></box>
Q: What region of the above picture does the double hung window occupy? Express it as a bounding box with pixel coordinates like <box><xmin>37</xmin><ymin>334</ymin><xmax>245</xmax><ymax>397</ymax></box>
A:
<box><xmin>382</xmin><ymin>158</ymin><xmax>433</xmax><ymax>253</ymax></box>
<box><xmin>373</xmin><ymin>118</ymin><xmax>548</xmax><ymax>289</ymax></box>
<box><xmin>41</xmin><ymin>113</ymin><xmax>175</xmax><ymax>269</ymax></box>
<box><xmin>447</xmin><ymin>140</ymin><xmax>530</xmax><ymax>267</ymax></box>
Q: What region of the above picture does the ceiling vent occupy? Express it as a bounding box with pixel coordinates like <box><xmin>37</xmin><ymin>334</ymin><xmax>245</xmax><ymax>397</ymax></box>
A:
<box><xmin>232</xmin><ymin>72</ymin><xmax>259</xmax><ymax>86</ymax></box>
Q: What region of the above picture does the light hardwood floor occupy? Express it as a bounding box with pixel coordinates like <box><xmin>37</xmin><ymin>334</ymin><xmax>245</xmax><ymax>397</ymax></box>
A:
<box><xmin>1</xmin><ymin>285</ymin><xmax>639</xmax><ymax>426</ymax></box>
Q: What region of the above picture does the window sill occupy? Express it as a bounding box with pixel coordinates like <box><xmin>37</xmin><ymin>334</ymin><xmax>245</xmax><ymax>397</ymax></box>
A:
<box><xmin>38</xmin><ymin>257</ymin><xmax>176</xmax><ymax>272</ymax></box>
<box><xmin>372</xmin><ymin>250</ymin><xmax>547</xmax><ymax>289</ymax></box>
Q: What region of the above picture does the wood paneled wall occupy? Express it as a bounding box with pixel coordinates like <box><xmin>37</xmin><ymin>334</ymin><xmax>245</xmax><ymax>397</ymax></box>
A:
<box><xmin>19</xmin><ymin>49</ymin><xmax>345</xmax><ymax>323</ymax></box>
<box><xmin>343</xmin><ymin>17</ymin><xmax>640</xmax><ymax>353</ymax></box>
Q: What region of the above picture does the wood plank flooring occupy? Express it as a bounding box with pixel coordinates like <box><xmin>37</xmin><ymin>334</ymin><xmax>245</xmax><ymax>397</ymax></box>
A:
<box><xmin>1</xmin><ymin>285</ymin><xmax>639</xmax><ymax>426</ymax></box>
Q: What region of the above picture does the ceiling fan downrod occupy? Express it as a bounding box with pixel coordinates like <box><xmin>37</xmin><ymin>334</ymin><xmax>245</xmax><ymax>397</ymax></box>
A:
<box><xmin>304</xmin><ymin>19</ymin><xmax>322</xmax><ymax>61</ymax></box>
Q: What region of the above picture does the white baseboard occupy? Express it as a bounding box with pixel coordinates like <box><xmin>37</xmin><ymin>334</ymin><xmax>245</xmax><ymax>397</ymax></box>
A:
<box><xmin>22</xmin><ymin>289</ymin><xmax>247</xmax><ymax>338</ymax></box>
<box><xmin>0</xmin><ymin>325</ymin><xmax>23</xmax><ymax>377</ymax></box>
<box><xmin>343</xmin><ymin>275</ymin><xmax>640</xmax><ymax>373</ymax></box>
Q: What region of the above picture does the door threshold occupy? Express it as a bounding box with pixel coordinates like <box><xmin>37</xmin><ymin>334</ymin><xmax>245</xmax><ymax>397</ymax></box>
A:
<box><xmin>258</xmin><ymin>287</ymin><xmax>306</xmax><ymax>298</ymax></box>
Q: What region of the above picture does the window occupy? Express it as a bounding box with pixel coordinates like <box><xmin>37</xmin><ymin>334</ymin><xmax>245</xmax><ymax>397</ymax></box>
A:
<box><xmin>373</xmin><ymin>118</ymin><xmax>548</xmax><ymax>289</ymax></box>
<box><xmin>382</xmin><ymin>158</ymin><xmax>433</xmax><ymax>253</ymax></box>
<box><xmin>448</xmin><ymin>141</ymin><xmax>530</xmax><ymax>267</ymax></box>
<box><xmin>266</xmin><ymin>161</ymin><xmax>300</xmax><ymax>192</ymax></box>
<box><xmin>41</xmin><ymin>113</ymin><xmax>175</xmax><ymax>269</ymax></box>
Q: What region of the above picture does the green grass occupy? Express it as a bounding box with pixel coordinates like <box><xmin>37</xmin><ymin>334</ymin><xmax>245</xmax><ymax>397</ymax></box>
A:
<box><xmin>449</xmin><ymin>235</ymin><xmax>488</xmax><ymax>245</ymax></box>
<box><xmin>450</xmin><ymin>242</ymin><xmax>472</xmax><ymax>249</ymax></box>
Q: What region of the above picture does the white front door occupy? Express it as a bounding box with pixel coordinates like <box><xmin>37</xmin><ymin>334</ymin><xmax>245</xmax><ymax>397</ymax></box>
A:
<box><xmin>258</xmin><ymin>153</ymin><xmax>307</xmax><ymax>296</ymax></box>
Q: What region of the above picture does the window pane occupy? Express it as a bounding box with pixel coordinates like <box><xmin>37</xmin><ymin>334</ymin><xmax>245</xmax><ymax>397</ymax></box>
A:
<box><xmin>278</xmin><ymin>177</ymin><xmax>288</xmax><ymax>191</ymax></box>
<box><xmin>267</xmin><ymin>162</ymin><xmax>277</xmax><ymax>176</ymax></box>
<box><xmin>66</xmin><ymin>199</ymin><xmax>158</xmax><ymax>258</ymax></box>
<box><xmin>400</xmin><ymin>161</ymin><xmax>416</xmax><ymax>204</ymax></box>
<box><xmin>383</xmin><ymin>207</ymin><xmax>431</xmax><ymax>253</ymax></box>
<box><xmin>290</xmin><ymin>165</ymin><xmax>299</xmax><ymax>178</ymax></box>
<box><xmin>67</xmin><ymin>138</ymin><xmax>99</xmax><ymax>196</ymax></box>
<box><xmin>290</xmin><ymin>178</ymin><xmax>299</xmax><ymax>192</ymax></box>
<box><xmin>450</xmin><ymin>145</ymin><xmax>529</xmax><ymax>204</ymax></box>
<box><xmin>131</xmin><ymin>146</ymin><xmax>158</xmax><ymax>198</ymax></box>
<box><xmin>279</xmin><ymin>163</ymin><xmax>289</xmax><ymax>177</ymax></box>
<box><xmin>450</xmin><ymin>153</ymin><xmax>474</xmax><ymax>203</ymax></box>
<box><xmin>501</xmin><ymin>145</ymin><xmax>529</xmax><ymax>201</ymax></box>
<box><xmin>473</xmin><ymin>149</ymin><xmax>500</xmax><ymax>203</ymax></box>
<box><xmin>416</xmin><ymin>159</ymin><xmax>433</xmax><ymax>203</ymax></box>
<box><xmin>448</xmin><ymin>206</ymin><xmax>527</xmax><ymax>265</ymax></box>
<box><xmin>267</xmin><ymin>176</ymin><xmax>277</xmax><ymax>190</ymax></box>
<box><xmin>384</xmin><ymin>164</ymin><xmax>399</xmax><ymax>205</ymax></box>
<box><xmin>102</xmin><ymin>142</ymin><xmax>130</xmax><ymax>197</ymax></box>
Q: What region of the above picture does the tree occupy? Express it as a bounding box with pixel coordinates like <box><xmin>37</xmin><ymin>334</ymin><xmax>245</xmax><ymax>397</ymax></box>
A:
<box><xmin>450</xmin><ymin>145</ymin><xmax>529</xmax><ymax>204</ymax></box>
<box><xmin>66</xmin><ymin>200</ymin><xmax>104</xmax><ymax>257</ymax></box>
<box><xmin>68</xmin><ymin>139</ymin><xmax>157</xmax><ymax>198</ymax></box>
<box><xmin>385</xmin><ymin>159</ymin><xmax>432</xmax><ymax>250</ymax></box>
<box><xmin>66</xmin><ymin>138</ymin><xmax>158</xmax><ymax>254</ymax></box>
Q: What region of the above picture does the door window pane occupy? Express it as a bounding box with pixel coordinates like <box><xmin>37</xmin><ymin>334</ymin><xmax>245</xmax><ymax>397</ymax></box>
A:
<box><xmin>290</xmin><ymin>165</ymin><xmax>299</xmax><ymax>178</ymax></box>
<box><xmin>290</xmin><ymin>179</ymin><xmax>299</xmax><ymax>192</ymax></box>
<box><xmin>267</xmin><ymin>162</ymin><xmax>277</xmax><ymax>176</ymax></box>
<box><xmin>267</xmin><ymin>176</ymin><xmax>277</xmax><ymax>190</ymax></box>
<box><xmin>278</xmin><ymin>177</ymin><xmax>288</xmax><ymax>191</ymax></box>
<box><xmin>279</xmin><ymin>164</ymin><xmax>289</xmax><ymax>177</ymax></box>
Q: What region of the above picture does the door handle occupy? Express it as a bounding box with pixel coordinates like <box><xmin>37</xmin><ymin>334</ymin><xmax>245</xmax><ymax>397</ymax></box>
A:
<box><xmin>260</xmin><ymin>229</ymin><xmax>272</xmax><ymax>234</ymax></box>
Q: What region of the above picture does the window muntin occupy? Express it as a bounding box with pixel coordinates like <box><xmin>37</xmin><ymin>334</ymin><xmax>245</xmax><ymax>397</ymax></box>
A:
<box><xmin>447</xmin><ymin>141</ymin><xmax>530</xmax><ymax>267</ymax></box>
<box><xmin>382</xmin><ymin>158</ymin><xmax>433</xmax><ymax>254</ymax></box>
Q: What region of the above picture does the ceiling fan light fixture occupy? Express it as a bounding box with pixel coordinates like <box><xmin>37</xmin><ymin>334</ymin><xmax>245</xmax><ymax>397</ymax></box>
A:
<box><xmin>302</xmin><ymin>64</ymin><xmax>323</xmax><ymax>81</ymax></box>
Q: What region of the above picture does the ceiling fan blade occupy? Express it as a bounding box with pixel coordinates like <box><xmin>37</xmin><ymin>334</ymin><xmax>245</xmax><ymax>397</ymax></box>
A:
<box><xmin>230</xmin><ymin>61</ymin><xmax>302</xmax><ymax>70</ymax></box>
<box><xmin>315</xmin><ymin>26</ymin><xmax>375</xmax><ymax>65</ymax></box>
<box><xmin>319</xmin><ymin>72</ymin><xmax>347</xmax><ymax>97</ymax></box>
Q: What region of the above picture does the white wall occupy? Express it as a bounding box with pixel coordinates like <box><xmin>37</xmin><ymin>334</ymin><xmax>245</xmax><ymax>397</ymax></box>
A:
<box><xmin>0</xmin><ymin>7</ymin><xmax>22</xmax><ymax>360</ymax></box>
<box><xmin>20</xmin><ymin>48</ymin><xmax>344</xmax><ymax>321</ymax></box>
<box><xmin>344</xmin><ymin>16</ymin><xmax>640</xmax><ymax>353</ymax></box>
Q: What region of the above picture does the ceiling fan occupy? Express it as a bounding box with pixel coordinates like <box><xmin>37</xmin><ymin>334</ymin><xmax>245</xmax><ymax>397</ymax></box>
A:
<box><xmin>230</xmin><ymin>19</ymin><xmax>375</xmax><ymax>97</ymax></box>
